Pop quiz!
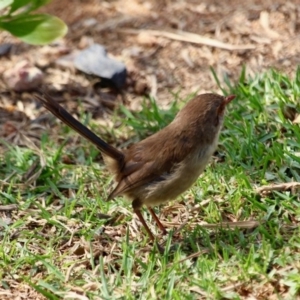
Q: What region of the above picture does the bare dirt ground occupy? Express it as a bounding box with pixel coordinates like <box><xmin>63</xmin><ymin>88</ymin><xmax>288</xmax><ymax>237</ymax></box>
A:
<box><xmin>1</xmin><ymin>0</ymin><xmax>300</xmax><ymax>122</ymax></box>
<box><xmin>0</xmin><ymin>0</ymin><xmax>300</xmax><ymax>299</ymax></box>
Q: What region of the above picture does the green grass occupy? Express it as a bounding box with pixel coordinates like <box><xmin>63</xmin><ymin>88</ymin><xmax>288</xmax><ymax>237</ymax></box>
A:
<box><xmin>1</xmin><ymin>68</ymin><xmax>300</xmax><ymax>299</ymax></box>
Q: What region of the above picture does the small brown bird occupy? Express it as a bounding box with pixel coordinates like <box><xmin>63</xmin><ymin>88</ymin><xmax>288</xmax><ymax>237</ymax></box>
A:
<box><xmin>36</xmin><ymin>93</ymin><xmax>235</xmax><ymax>244</ymax></box>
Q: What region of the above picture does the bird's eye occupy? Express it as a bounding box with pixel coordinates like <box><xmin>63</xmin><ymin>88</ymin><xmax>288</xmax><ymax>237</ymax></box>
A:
<box><xmin>214</xmin><ymin>115</ymin><xmax>220</xmax><ymax>126</ymax></box>
<box><xmin>217</xmin><ymin>103</ymin><xmax>226</xmax><ymax>116</ymax></box>
<box><xmin>214</xmin><ymin>104</ymin><xmax>225</xmax><ymax>126</ymax></box>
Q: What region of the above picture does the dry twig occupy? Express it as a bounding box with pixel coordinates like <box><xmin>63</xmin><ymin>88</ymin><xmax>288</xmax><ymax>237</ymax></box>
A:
<box><xmin>200</xmin><ymin>220</ymin><xmax>260</xmax><ymax>229</ymax></box>
<box><xmin>118</xmin><ymin>28</ymin><xmax>256</xmax><ymax>51</ymax></box>
<box><xmin>0</xmin><ymin>204</ymin><xmax>18</xmax><ymax>211</ymax></box>
<box><xmin>256</xmin><ymin>182</ymin><xmax>300</xmax><ymax>194</ymax></box>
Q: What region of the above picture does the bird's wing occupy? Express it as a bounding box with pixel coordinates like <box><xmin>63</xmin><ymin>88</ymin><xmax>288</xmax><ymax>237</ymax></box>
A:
<box><xmin>107</xmin><ymin>160</ymin><xmax>162</xmax><ymax>200</ymax></box>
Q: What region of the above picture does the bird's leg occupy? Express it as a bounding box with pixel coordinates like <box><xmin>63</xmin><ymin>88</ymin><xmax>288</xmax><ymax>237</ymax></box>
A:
<box><xmin>132</xmin><ymin>199</ymin><xmax>164</xmax><ymax>253</ymax></box>
<box><xmin>134</xmin><ymin>208</ymin><xmax>156</xmax><ymax>241</ymax></box>
<box><xmin>147</xmin><ymin>207</ymin><xmax>167</xmax><ymax>235</ymax></box>
<box><xmin>132</xmin><ymin>199</ymin><xmax>155</xmax><ymax>241</ymax></box>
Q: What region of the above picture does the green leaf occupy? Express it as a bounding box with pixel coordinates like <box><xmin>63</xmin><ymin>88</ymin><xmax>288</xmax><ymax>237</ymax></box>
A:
<box><xmin>0</xmin><ymin>0</ymin><xmax>13</xmax><ymax>11</ymax></box>
<box><xmin>9</xmin><ymin>0</ymin><xmax>32</xmax><ymax>14</ymax></box>
<box><xmin>10</xmin><ymin>0</ymin><xmax>52</xmax><ymax>14</ymax></box>
<box><xmin>31</xmin><ymin>0</ymin><xmax>52</xmax><ymax>10</ymax></box>
<box><xmin>0</xmin><ymin>13</ymin><xmax>67</xmax><ymax>45</ymax></box>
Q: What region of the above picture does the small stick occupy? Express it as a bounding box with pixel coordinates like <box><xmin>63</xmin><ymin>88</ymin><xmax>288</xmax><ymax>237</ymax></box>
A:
<box><xmin>256</xmin><ymin>182</ymin><xmax>300</xmax><ymax>194</ymax></box>
<box><xmin>0</xmin><ymin>204</ymin><xmax>18</xmax><ymax>211</ymax></box>
<box><xmin>117</xmin><ymin>28</ymin><xmax>256</xmax><ymax>51</ymax></box>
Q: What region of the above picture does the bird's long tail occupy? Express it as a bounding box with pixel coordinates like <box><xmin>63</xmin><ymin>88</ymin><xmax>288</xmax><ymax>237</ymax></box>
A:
<box><xmin>35</xmin><ymin>94</ymin><xmax>124</xmax><ymax>163</ymax></box>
